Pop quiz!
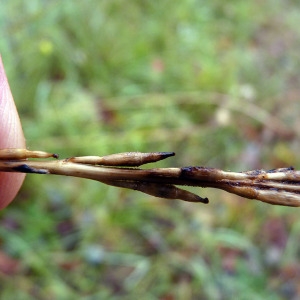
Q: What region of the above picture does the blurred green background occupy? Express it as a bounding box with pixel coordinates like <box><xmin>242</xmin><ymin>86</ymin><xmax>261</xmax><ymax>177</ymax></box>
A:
<box><xmin>1</xmin><ymin>0</ymin><xmax>300</xmax><ymax>299</ymax></box>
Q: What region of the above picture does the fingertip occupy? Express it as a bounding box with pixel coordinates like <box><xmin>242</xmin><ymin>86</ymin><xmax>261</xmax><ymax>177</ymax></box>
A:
<box><xmin>0</xmin><ymin>56</ymin><xmax>26</xmax><ymax>209</ymax></box>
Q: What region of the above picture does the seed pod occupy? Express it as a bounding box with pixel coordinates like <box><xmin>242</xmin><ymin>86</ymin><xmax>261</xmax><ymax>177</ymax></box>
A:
<box><xmin>67</xmin><ymin>152</ymin><xmax>175</xmax><ymax>166</ymax></box>
<box><xmin>0</xmin><ymin>148</ymin><xmax>58</xmax><ymax>160</ymax></box>
<box><xmin>102</xmin><ymin>180</ymin><xmax>209</xmax><ymax>203</ymax></box>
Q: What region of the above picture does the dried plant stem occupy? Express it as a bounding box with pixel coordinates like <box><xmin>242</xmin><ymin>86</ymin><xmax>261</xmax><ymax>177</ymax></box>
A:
<box><xmin>0</xmin><ymin>149</ymin><xmax>300</xmax><ymax>207</ymax></box>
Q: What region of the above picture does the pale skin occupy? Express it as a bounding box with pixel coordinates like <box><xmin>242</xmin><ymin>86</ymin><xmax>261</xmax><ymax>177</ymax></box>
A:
<box><xmin>0</xmin><ymin>56</ymin><xmax>26</xmax><ymax>209</ymax></box>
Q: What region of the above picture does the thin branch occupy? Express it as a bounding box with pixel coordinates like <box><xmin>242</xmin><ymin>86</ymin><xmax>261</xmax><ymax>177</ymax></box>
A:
<box><xmin>0</xmin><ymin>149</ymin><xmax>299</xmax><ymax>207</ymax></box>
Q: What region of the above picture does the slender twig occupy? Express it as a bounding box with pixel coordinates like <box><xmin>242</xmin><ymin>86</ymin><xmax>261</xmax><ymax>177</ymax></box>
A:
<box><xmin>0</xmin><ymin>149</ymin><xmax>299</xmax><ymax>207</ymax></box>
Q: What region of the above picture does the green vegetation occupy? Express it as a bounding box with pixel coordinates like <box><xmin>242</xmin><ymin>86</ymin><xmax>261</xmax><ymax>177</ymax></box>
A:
<box><xmin>1</xmin><ymin>0</ymin><xmax>300</xmax><ymax>298</ymax></box>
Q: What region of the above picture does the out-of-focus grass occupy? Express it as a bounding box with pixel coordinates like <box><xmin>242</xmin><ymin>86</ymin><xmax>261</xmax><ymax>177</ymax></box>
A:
<box><xmin>1</xmin><ymin>0</ymin><xmax>300</xmax><ymax>299</ymax></box>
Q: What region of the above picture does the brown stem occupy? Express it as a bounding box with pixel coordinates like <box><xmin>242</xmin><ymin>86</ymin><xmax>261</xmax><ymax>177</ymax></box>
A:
<box><xmin>0</xmin><ymin>159</ymin><xmax>300</xmax><ymax>206</ymax></box>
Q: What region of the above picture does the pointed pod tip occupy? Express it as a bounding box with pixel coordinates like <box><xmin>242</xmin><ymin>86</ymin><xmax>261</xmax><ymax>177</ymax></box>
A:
<box><xmin>159</xmin><ymin>152</ymin><xmax>175</xmax><ymax>158</ymax></box>
<box><xmin>201</xmin><ymin>197</ymin><xmax>209</xmax><ymax>204</ymax></box>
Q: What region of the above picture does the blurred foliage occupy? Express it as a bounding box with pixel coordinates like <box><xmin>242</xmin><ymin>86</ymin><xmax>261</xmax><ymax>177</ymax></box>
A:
<box><xmin>1</xmin><ymin>0</ymin><xmax>300</xmax><ymax>299</ymax></box>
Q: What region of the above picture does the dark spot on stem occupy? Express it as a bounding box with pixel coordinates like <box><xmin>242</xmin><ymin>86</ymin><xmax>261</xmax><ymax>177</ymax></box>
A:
<box><xmin>12</xmin><ymin>164</ymin><xmax>49</xmax><ymax>174</ymax></box>
<box><xmin>201</xmin><ymin>197</ymin><xmax>209</xmax><ymax>204</ymax></box>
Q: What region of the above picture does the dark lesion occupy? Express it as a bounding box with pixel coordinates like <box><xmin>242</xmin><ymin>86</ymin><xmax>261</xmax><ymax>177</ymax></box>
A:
<box><xmin>12</xmin><ymin>164</ymin><xmax>49</xmax><ymax>174</ymax></box>
<box><xmin>266</xmin><ymin>166</ymin><xmax>295</xmax><ymax>173</ymax></box>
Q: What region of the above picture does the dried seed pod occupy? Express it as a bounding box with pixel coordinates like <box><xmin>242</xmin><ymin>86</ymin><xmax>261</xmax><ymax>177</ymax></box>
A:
<box><xmin>0</xmin><ymin>148</ymin><xmax>58</xmax><ymax>160</ymax></box>
<box><xmin>102</xmin><ymin>180</ymin><xmax>209</xmax><ymax>203</ymax></box>
<box><xmin>67</xmin><ymin>152</ymin><xmax>175</xmax><ymax>166</ymax></box>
